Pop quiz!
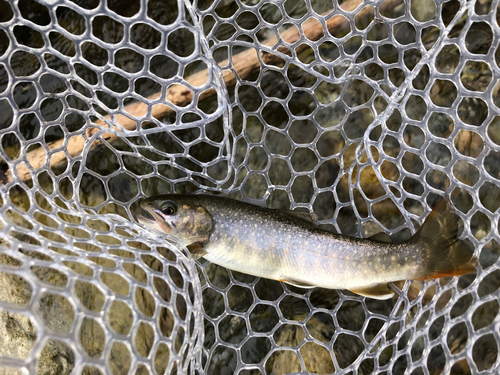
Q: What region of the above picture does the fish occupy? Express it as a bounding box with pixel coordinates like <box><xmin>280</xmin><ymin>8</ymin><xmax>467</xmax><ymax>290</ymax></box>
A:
<box><xmin>137</xmin><ymin>195</ymin><xmax>478</xmax><ymax>299</ymax></box>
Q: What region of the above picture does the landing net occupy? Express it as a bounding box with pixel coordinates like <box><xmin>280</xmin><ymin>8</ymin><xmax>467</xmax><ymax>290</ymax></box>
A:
<box><xmin>0</xmin><ymin>0</ymin><xmax>499</xmax><ymax>373</ymax></box>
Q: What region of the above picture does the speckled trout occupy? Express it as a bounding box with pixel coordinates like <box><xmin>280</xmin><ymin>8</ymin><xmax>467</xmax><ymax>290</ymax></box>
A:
<box><xmin>138</xmin><ymin>195</ymin><xmax>477</xmax><ymax>299</ymax></box>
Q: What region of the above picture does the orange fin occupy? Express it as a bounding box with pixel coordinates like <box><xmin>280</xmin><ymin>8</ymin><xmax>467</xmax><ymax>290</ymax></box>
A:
<box><xmin>187</xmin><ymin>242</ymin><xmax>208</xmax><ymax>260</ymax></box>
<box><xmin>412</xmin><ymin>199</ymin><xmax>479</xmax><ymax>280</ymax></box>
<box><xmin>349</xmin><ymin>283</ymin><xmax>394</xmax><ymax>300</ymax></box>
<box><xmin>416</xmin><ymin>257</ymin><xmax>478</xmax><ymax>280</ymax></box>
<box><xmin>281</xmin><ymin>277</ymin><xmax>316</xmax><ymax>289</ymax></box>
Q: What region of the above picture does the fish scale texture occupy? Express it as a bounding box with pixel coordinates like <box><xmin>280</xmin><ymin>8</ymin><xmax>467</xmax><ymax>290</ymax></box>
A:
<box><xmin>0</xmin><ymin>0</ymin><xmax>499</xmax><ymax>374</ymax></box>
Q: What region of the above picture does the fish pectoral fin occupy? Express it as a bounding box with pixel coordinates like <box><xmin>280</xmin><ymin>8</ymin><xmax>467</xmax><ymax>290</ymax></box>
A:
<box><xmin>368</xmin><ymin>232</ymin><xmax>392</xmax><ymax>243</ymax></box>
<box><xmin>280</xmin><ymin>210</ymin><xmax>318</xmax><ymax>225</ymax></box>
<box><xmin>281</xmin><ymin>277</ymin><xmax>316</xmax><ymax>289</ymax></box>
<box><xmin>349</xmin><ymin>283</ymin><xmax>394</xmax><ymax>300</ymax></box>
<box><xmin>186</xmin><ymin>242</ymin><xmax>208</xmax><ymax>260</ymax></box>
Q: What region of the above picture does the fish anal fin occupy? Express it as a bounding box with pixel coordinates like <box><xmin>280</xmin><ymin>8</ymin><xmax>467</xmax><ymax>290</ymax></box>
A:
<box><xmin>280</xmin><ymin>277</ymin><xmax>316</xmax><ymax>289</ymax></box>
<box><xmin>280</xmin><ymin>210</ymin><xmax>318</xmax><ymax>225</ymax></box>
<box><xmin>368</xmin><ymin>232</ymin><xmax>392</xmax><ymax>243</ymax></box>
<box><xmin>187</xmin><ymin>242</ymin><xmax>208</xmax><ymax>260</ymax></box>
<box><xmin>349</xmin><ymin>283</ymin><xmax>394</xmax><ymax>300</ymax></box>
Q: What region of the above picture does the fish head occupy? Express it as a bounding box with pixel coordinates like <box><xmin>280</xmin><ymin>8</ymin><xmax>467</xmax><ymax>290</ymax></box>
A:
<box><xmin>138</xmin><ymin>195</ymin><xmax>214</xmax><ymax>245</ymax></box>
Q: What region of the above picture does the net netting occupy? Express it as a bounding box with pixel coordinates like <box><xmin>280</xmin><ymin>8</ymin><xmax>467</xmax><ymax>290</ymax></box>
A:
<box><xmin>0</xmin><ymin>0</ymin><xmax>499</xmax><ymax>373</ymax></box>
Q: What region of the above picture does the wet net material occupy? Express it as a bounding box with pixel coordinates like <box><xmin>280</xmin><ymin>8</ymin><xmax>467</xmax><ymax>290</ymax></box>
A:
<box><xmin>0</xmin><ymin>0</ymin><xmax>499</xmax><ymax>373</ymax></box>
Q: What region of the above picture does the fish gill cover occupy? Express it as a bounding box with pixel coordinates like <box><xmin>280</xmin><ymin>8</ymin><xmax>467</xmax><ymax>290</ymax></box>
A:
<box><xmin>0</xmin><ymin>0</ymin><xmax>499</xmax><ymax>374</ymax></box>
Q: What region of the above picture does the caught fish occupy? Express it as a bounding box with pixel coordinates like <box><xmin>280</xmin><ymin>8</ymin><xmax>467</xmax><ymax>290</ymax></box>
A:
<box><xmin>137</xmin><ymin>195</ymin><xmax>477</xmax><ymax>299</ymax></box>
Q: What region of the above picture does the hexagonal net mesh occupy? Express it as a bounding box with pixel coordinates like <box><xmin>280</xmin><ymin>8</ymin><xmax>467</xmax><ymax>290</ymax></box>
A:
<box><xmin>0</xmin><ymin>0</ymin><xmax>499</xmax><ymax>373</ymax></box>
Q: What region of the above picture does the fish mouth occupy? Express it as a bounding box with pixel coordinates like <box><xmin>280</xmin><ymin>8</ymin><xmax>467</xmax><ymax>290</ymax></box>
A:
<box><xmin>136</xmin><ymin>204</ymin><xmax>154</xmax><ymax>223</ymax></box>
<box><xmin>137</xmin><ymin>213</ymin><xmax>156</xmax><ymax>225</ymax></box>
<box><xmin>136</xmin><ymin>204</ymin><xmax>172</xmax><ymax>234</ymax></box>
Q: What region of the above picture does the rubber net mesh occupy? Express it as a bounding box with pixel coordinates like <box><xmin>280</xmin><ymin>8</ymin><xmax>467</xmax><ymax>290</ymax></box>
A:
<box><xmin>0</xmin><ymin>0</ymin><xmax>499</xmax><ymax>373</ymax></box>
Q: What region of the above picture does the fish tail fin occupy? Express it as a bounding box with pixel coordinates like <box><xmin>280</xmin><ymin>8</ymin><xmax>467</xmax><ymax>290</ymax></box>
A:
<box><xmin>412</xmin><ymin>199</ymin><xmax>478</xmax><ymax>280</ymax></box>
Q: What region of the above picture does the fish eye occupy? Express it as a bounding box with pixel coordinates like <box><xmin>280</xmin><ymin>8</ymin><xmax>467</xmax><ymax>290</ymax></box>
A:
<box><xmin>160</xmin><ymin>201</ymin><xmax>177</xmax><ymax>216</ymax></box>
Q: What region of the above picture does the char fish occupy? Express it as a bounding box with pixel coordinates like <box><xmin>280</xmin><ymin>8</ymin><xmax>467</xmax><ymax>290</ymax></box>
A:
<box><xmin>138</xmin><ymin>195</ymin><xmax>477</xmax><ymax>299</ymax></box>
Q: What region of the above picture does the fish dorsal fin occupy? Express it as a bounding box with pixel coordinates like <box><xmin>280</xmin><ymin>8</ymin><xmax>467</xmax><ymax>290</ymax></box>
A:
<box><xmin>186</xmin><ymin>242</ymin><xmax>208</xmax><ymax>260</ymax></box>
<box><xmin>281</xmin><ymin>210</ymin><xmax>318</xmax><ymax>224</ymax></box>
<box><xmin>281</xmin><ymin>277</ymin><xmax>316</xmax><ymax>289</ymax></box>
<box><xmin>368</xmin><ymin>232</ymin><xmax>392</xmax><ymax>243</ymax></box>
<box><xmin>349</xmin><ymin>283</ymin><xmax>394</xmax><ymax>300</ymax></box>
